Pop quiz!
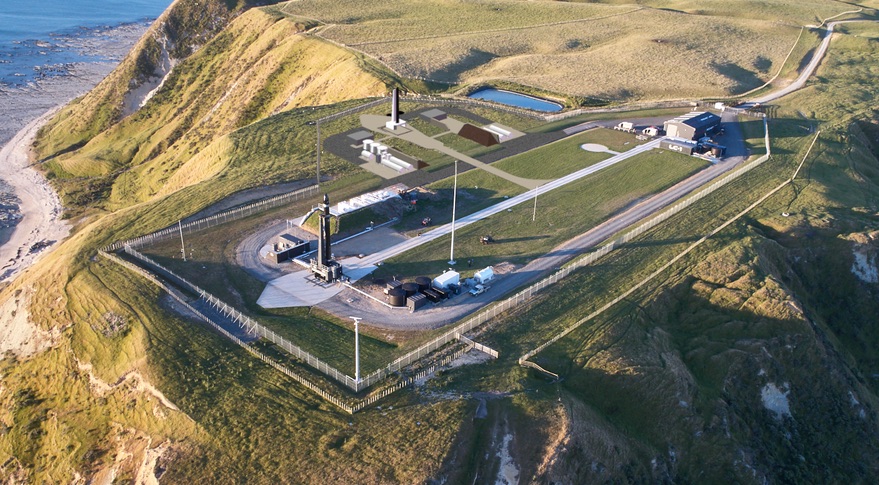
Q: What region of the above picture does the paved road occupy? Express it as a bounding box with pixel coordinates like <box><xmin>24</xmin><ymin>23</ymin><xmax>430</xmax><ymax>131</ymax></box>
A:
<box><xmin>343</xmin><ymin>138</ymin><xmax>661</xmax><ymax>274</ymax></box>
<box><xmin>747</xmin><ymin>20</ymin><xmax>868</xmax><ymax>106</ymax></box>
<box><xmin>362</xmin><ymin>114</ymin><xmax>548</xmax><ymax>189</ymax></box>
<box><xmin>319</xmin><ymin>128</ymin><xmax>753</xmax><ymax>329</ymax></box>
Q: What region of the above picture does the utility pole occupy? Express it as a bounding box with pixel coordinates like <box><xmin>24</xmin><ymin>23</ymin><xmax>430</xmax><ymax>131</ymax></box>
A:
<box><xmin>316</xmin><ymin>119</ymin><xmax>321</xmax><ymax>188</ymax></box>
<box><xmin>349</xmin><ymin>316</ymin><xmax>362</xmax><ymax>383</ymax></box>
<box><xmin>448</xmin><ymin>160</ymin><xmax>458</xmax><ymax>266</ymax></box>
<box><xmin>178</xmin><ymin>220</ymin><xmax>186</xmax><ymax>262</ymax></box>
<box><xmin>532</xmin><ymin>184</ymin><xmax>539</xmax><ymax>222</ymax></box>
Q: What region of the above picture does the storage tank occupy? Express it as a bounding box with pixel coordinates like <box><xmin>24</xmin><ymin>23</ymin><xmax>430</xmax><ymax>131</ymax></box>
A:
<box><xmin>473</xmin><ymin>266</ymin><xmax>494</xmax><ymax>285</ymax></box>
<box><xmin>387</xmin><ymin>287</ymin><xmax>407</xmax><ymax>307</ymax></box>
<box><xmin>415</xmin><ymin>276</ymin><xmax>432</xmax><ymax>292</ymax></box>
<box><xmin>401</xmin><ymin>282</ymin><xmax>419</xmax><ymax>297</ymax></box>
<box><xmin>433</xmin><ymin>270</ymin><xmax>460</xmax><ymax>290</ymax></box>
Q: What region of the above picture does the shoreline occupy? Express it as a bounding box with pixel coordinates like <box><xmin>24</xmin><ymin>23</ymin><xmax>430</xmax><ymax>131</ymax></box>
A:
<box><xmin>0</xmin><ymin>106</ymin><xmax>70</xmax><ymax>282</ymax></box>
<box><xmin>0</xmin><ymin>21</ymin><xmax>153</xmax><ymax>284</ymax></box>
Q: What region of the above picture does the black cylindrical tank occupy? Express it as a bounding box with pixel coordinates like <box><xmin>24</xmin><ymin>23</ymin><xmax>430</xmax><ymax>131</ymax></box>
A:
<box><xmin>401</xmin><ymin>282</ymin><xmax>419</xmax><ymax>297</ymax></box>
<box><xmin>415</xmin><ymin>276</ymin><xmax>432</xmax><ymax>292</ymax></box>
<box><xmin>387</xmin><ymin>287</ymin><xmax>407</xmax><ymax>307</ymax></box>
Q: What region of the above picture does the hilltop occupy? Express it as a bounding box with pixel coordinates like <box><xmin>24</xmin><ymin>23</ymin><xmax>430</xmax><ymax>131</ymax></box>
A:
<box><xmin>2</xmin><ymin>0</ymin><xmax>879</xmax><ymax>483</ymax></box>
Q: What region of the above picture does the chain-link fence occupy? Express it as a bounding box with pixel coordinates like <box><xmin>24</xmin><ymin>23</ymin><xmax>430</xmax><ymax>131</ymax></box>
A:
<box><xmin>105</xmin><ymin>185</ymin><xmax>319</xmax><ymax>251</ymax></box>
<box><xmin>99</xmin><ymin>95</ymin><xmax>773</xmax><ymax>409</ymax></box>
<box><xmin>99</xmin><ymin>250</ymin><xmax>358</xmax><ymax>413</ymax></box>
<box><xmin>518</xmin><ymin>117</ymin><xmax>783</xmax><ymax>368</ymax></box>
<box><xmin>121</xmin><ymin>246</ymin><xmax>361</xmax><ymax>390</ymax></box>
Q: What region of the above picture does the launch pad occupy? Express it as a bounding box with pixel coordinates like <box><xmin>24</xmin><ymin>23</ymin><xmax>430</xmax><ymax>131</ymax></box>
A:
<box><xmin>307</xmin><ymin>194</ymin><xmax>343</xmax><ymax>283</ymax></box>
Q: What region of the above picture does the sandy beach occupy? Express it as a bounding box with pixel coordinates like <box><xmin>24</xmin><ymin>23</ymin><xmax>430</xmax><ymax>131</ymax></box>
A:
<box><xmin>0</xmin><ymin>107</ymin><xmax>70</xmax><ymax>281</ymax></box>
<box><xmin>0</xmin><ymin>22</ymin><xmax>150</xmax><ymax>283</ymax></box>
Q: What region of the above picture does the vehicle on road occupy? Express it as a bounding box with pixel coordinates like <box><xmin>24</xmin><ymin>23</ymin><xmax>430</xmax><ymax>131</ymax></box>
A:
<box><xmin>469</xmin><ymin>284</ymin><xmax>488</xmax><ymax>296</ymax></box>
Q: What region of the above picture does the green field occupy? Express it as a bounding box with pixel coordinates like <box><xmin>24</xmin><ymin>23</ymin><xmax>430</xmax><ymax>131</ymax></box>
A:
<box><xmin>374</xmin><ymin>149</ymin><xmax>708</xmax><ymax>279</ymax></box>
<box><xmin>9</xmin><ymin>2</ymin><xmax>879</xmax><ymax>481</ymax></box>
<box><xmin>492</xmin><ymin>128</ymin><xmax>647</xmax><ymax>180</ymax></box>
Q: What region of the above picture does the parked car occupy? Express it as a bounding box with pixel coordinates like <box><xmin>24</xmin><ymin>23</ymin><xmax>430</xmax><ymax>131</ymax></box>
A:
<box><xmin>469</xmin><ymin>284</ymin><xmax>488</xmax><ymax>296</ymax></box>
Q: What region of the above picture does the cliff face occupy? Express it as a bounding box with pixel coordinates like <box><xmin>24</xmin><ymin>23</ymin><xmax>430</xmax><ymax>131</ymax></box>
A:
<box><xmin>34</xmin><ymin>1</ymin><xmax>385</xmax><ymax>213</ymax></box>
<box><xmin>35</xmin><ymin>0</ymin><xmax>260</xmax><ymax>156</ymax></box>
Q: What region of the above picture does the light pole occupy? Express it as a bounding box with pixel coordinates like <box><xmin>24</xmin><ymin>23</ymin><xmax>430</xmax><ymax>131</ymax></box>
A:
<box><xmin>178</xmin><ymin>220</ymin><xmax>186</xmax><ymax>262</ymax></box>
<box><xmin>532</xmin><ymin>184</ymin><xmax>539</xmax><ymax>222</ymax></box>
<box><xmin>349</xmin><ymin>316</ymin><xmax>362</xmax><ymax>383</ymax></box>
<box><xmin>448</xmin><ymin>160</ymin><xmax>458</xmax><ymax>265</ymax></box>
<box><xmin>316</xmin><ymin>119</ymin><xmax>321</xmax><ymax>187</ymax></box>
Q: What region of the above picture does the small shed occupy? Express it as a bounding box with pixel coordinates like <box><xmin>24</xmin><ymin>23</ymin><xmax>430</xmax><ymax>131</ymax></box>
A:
<box><xmin>433</xmin><ymin>270</ymin><xmax>460</xmax><ymax>290</ymax></box>
<box><xmin>407</xmin><ymin>293</ymin><xmax>427</xmax><ymax>311</ymax></box>
<box><xmin>473</xmin><ymin>266</ymin><xmax>494</xmax><ymax>285</ymax></box>
<box><xmin>660</xmin><ymin>138</ymin><xmax>698</xmax><ymax>155</ymax></box>
<box><xmin>458</xmin><ymin>124</ymin><xmax>499</xmax><ymax>147</ymax></box>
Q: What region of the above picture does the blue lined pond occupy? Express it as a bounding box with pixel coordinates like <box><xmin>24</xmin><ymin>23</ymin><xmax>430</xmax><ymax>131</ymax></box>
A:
<box><xmin>467</xmin><ymin>88</ymin><xmax>562</xmax><ymax>112</ymax></box>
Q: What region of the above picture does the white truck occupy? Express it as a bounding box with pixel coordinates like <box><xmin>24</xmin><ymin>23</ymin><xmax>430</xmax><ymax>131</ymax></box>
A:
<box><xmin>469</xmin><ymin>284</ymin><xmax>488</xmax><ymax>296</ymax></box>
<box><xmin>614</xmin><ymin>121</ymin><xmax>635</xmax><ymax>133</ymax></box>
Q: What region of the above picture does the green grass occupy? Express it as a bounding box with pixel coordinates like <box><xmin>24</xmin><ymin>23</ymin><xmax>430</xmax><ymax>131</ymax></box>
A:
<box><xmin>374</xmin><ymin>149</ymin><xmax>708</xmax><ymax>279</ymax></box>
<box><xmin>576</xmin><ymin>127</ymin><xmax>645</xmax><ymax>152</ymax></box>
<box><xmin>493</xmin><ymin>131</ymin><xmax>611</xmax><ymax>179</ymax></box>
<box><xmin>395</xmin><ymin>169</ymin><xmax>526</xmax><ymax>233</ymax></box>
<box><xmin>290</xmin><ymin>0</ymin><xmax>837</xmax><ymax>101</ymax></box>
<box><xmin>740</xmin><ymin>117</ymin><xmax>768</xmax><ymax>158</ymax></box>
<box><xmin>405</xmin><ymin>116</ymin><xmax>449</xmax><ymax>137</ymax></box>
<box><xmin>435</xmin><ymin>132</ymin><xmax>504</xmax><ymax>158</ymax></box>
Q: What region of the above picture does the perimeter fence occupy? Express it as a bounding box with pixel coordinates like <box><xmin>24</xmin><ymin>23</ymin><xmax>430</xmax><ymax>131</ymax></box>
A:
<box><xmin>104</xmin><ymin>245</ymin><xmax>485</xmax><ymax>413</ymax></box>
<box><xmin>105</xmin><ymin>184</ymin><xmax>320</xmax><ymax>252</ymax></box>
<box><xmin>518</xmin><ymin>116</ymin><xmax>779</xmax><ymax>369</ymax></box>
<box><xmin>98</xmin><ymin>93</ymin><xmax>772</xmax><ymax>410</ymax></box>
<box><xmin>120</xmin><ymin>246</ymin><xmax>361</xmax><ymax>390</ymax></box>
<box><xmin>99</xmin><ymin>250</ymin><xmax>358</xmax><ymax>413</ymax></box>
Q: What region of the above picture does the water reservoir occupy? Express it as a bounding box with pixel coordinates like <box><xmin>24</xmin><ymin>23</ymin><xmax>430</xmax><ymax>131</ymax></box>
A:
<box><xmin>468</xmin><ymin>88</ymin><xmax>562</xmax><ymax>112</ymax></box>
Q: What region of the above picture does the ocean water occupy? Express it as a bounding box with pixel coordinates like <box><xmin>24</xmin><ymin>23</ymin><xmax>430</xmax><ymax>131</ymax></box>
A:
<box><xmin>0</xmin><ymin>0</ymin><xmax>171</xmax><ymax>249</ymax></box>
<box><xmin>0</xmin><ymin>0</ymin><xmax>171</xmax><ymax>86</ymax></box>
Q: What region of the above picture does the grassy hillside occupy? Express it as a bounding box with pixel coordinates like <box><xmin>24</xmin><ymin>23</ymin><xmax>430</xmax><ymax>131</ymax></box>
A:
<box><xmin>34</xmin><ymin>0</ymin><xmax>270</xmax><ymax>158</ymax></box>
<box><xmin>35</xmin><ymin>6</ymin><xmax>386</xmax><ymax>216</ymax></box>
<box><xmin>284</xmin><ymin>0</ymin><xmax>877</xmax><ymax>102</ymax></box>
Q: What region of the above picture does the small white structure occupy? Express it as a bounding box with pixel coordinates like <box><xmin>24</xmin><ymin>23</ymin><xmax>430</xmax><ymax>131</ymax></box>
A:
<box><xmin>433</xmin><ymin>269</ymin><xmax>460</xmax><ymax>290</ymax></box>
<box><xmin>330</xmin><ymin>184</ymin><xmax>406</xmax><ymax>216</ymax></box>
<box><xmin>484</xmin><ymin>124</ymin><xmax>513</xmax><ymax>142</ymax></box>
<box><xmin>642</xmin><ymin>126</ymin><xmax>660</xmax><ymax>137</ymax></box>
<box><xmin>714</xmin><ymin>102</ymin><xmax>726</xmax><ymax>111</ymax></box>
<box><xmin>380</xmin><ymin>152</ymin><xmax>413</xmax><ymax>172</ymax></box>
<box><xmin>473</xmin><ymin>266</ymin><xmax>494</xmax><ymax>285</ymax></box>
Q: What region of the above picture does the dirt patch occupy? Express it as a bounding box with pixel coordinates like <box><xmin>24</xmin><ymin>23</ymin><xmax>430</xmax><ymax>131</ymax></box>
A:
<box><xmin>844</xmin><ymin>231</ymin><xmax>879</xmax><ymax>283</ymax></box>
<box><xmin>0</xmin><ymin>289</ymin><xmax>59</xmax><ymax>357</ymax></box>
<box><xmin>495</xmin><ymin>428</ymin><xmax>520</xmax><ymax>484</ymax></box>
<box><xmin>86</xmin><ymin>425</ymin><xmax>173</xmax><ymax>485</ymax></box>
<box><xmin>75</xmin><ymin>358</ymin><xmax>182</xmax><ymax>413</ymax></box>
<box><xmin>761</xmin><ymin>382</ymin><xmax>792</xmax><ymax>420</ymax></box>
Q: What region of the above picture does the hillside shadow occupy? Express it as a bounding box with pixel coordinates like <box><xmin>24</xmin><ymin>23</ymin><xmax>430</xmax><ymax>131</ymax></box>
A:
<box><xmin>430</xmin><ymin>49</ymin><xmax>498</xmax><ymax>83</ymax></box>
<box><xmin>712</xmin><ymin>61</ymin><xmax>764</xmax><ymax>95</ymax></box>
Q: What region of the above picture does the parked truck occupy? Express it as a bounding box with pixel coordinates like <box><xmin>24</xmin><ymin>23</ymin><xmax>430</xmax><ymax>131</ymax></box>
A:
<box><xmin>614</xmin><ymin>121</ymin><xmax>635</xmax><ymax>133</ymax></box>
